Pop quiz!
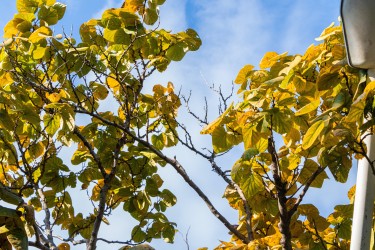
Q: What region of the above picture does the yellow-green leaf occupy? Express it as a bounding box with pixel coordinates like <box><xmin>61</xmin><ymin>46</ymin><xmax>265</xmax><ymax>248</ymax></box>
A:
<box><xmin>346</xmin><ymin>99</ymin><xmax>365</xmax><ymax>122</ymax></box>
<box><xmin>166</xmin><ymin>43</ymin><xmax>186</xmax><ymax>61</ymax></box>
<box><xmin>241</xmin><ymin>173</ymin><xmax>263</xmax><ymax>199</ymax></box>
<box><xmin>38</xmin><ymin>5</ymin><xmax>59</xmax><ymax>25</ymax></box>
<box><xmin>302</xmin><ymin>120</ymin><xmax>325</xmax><ymax>150</ymax></box>
<box><xmin>16</xmin><ymin>0</ymin><xmax>38</xmax><ymax>13</ymax></box>
<box><xmin>295</xmin><ymin>99</ymin><xmax>320</xmax><ymax>116</ymax></box>
<box><xmin>29</xmin><ymin>26</ymin><xmax>52</xmax><ymax>44</ymax></box>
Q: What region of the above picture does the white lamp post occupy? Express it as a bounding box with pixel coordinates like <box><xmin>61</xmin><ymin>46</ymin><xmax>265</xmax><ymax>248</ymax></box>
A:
<box><xmin>341</xmin><ymin>1</ymin><xmax>375</xmax><ymax>249</ymax></box>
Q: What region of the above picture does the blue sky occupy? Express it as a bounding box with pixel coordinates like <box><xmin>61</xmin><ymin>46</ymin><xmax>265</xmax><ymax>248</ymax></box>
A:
<box><xmin>0</xmin><ymin>1</ymin><xmax>357</xmax><ymax>249</ymax></box>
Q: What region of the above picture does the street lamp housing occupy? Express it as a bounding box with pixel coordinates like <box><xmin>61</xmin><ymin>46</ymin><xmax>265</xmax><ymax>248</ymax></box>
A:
<box><xmin>341</xmin><ymin>0</ymin><xmax>375</xmax><ymax>69</ymax></box>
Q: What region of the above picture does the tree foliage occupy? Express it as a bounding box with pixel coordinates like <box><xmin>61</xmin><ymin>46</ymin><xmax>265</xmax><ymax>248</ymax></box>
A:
<box><xmin>0</xmin><ymin>0</ymin><xmax>201</xmax><ymax>249</ymax></box>
<box><xmin>201</xmin><ymin>23</ymin><xmax>375</xmax><ymax>249</ymax></box>
<box><xmin>0</xmin><ymin>1</ymin><xmax>375</xmax><ymax>249</ymax></box>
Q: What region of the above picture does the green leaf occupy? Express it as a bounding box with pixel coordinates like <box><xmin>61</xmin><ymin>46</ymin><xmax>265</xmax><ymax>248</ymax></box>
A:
<box><xmin>242</xmin><ymin>148</ymin><xmax>259</xmax><ymax>161</ymax></box>
<box><xmin>241</xmin><ymin>173</ymin><xmax>263</xmax><ymax>199</ymax></box>
<box><xmin>162</xmin><ymin>224</ymin><xmax>175</xmax><ymax>243</ymax></box>
<box><xmin>151</xmin><ymin>134</ymin><xmax>164</xmax><ymax>150</ymax></box>
<box><xmin>7</xmin><ymin>227</ymin><xmax>28</xmax><ymax>250</ymax></box>
<box><xmin>44</xmin><ymin>113</ymin><xmax>61</xmax><ymax>136</ymax></box>
<box><xmin>160</xmin><ymin>189</ymin><xmax>176</xmax><ymax>207</ymax></box>
<box><xmin>52</xmin><ymin>2</ymin><xmax>66</xmax><ymax>20</ymax></box>
<box><xmin>0</xmin><ymin>207</ymin><xmax>20</xmax><ymax>218</ymax></box>
<box><xmin>302</xmin><ymin>120</ymin><xmax>325</xmax><ymax>150</ymax></box>
<box><xmin>242</xmin><ymin>124</ymin><xmax>261</xmax><ymax>150</ymax></box>
<box><xmin>71</xmin><ymin>150</ymin><xmax>91</xmax><ymax>165</ymax></box>
<box><xmin>166</xmin><ymin>43</ymin><xmax>186</xmax><ymax>61</ymax></box>
<box><xmin>267</xmin><ymin>108</ymin><xmax>290</xmax><ymax>134</ymax></box>
<box><xmin>211</xmin><ymin>126</ymin><xmax>231</xmax><ymax>153</ymax></box>
<box><xmin>143</xmin><ymin>8</ymin><xmax>158</xmax><ymax>25</ymax></box>
<box><xmin>38</xmin><ymin>5</ymin><xmax>59</xmax><ymax>25</ymax></box>
<box><xmin>132</xmin><ymin>226</ymin><xmax>146</xmax><ymax>243</ymax></box>
<box><xmin>27</xmin><ymin>142</ymin><xmax>45</xmax><ymax>160</ymax></box>
<box><xmin>114</xmin><ymin>187</ymin><xmax>133</xmax><ymax>198</ymax></box>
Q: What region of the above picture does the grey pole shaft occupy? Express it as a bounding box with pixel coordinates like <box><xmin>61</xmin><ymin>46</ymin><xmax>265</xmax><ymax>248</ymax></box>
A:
<box><xmin>350</xmin><ymin>68</ymin><xmax>375</xmax><ymax>250</ymax></box>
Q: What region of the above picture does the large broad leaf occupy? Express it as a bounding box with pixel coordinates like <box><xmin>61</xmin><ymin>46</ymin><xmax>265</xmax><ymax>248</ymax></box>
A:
<box><xmin>346</xmin><ymin>97</ymin><xmax>365</xmax><ymax>122</ymax></box>
<box><xmin>38</xmin><ymin>5</ymin><xmax>59</xmax><ymax>25</ymax></box>
<box><xmin>16</xmin><ymin>0</ymin><xmax>38</xmax><ymax>13</ymax></box>
<box><xmin>295</xmin><ymin>99</ymin><xmax>320</xmax><ymax>116</ymax></box>
<box><xmin>241</xmin><ymin>173</ymin><xmax>263</xmax><ymax>199</ymax></box>
<box><xmin>44</xmin><ymin>113</ymin><xmax>61</xmax><ymax>136</ymax></box>
<box><xmin>166</xmin><ymin>43</ymin><xmax>186</xmax><ymax>61</ymax></box>
<box><xmin>103</xmin><ymin>28</ymin><xmax>131</xmax><ymax>45</ymax></box>
<box><xmin>52</xmin><ymin>2</ymin><xmax>66</xmax><ymax>20</ymax></box>
<box><xmin>212</xmin><ymin>126</ymin><xmax>231</xmax><ymax>153</ymax></box>
<box><xmin>7</xmin><ymin>227</ymin><xmax>28</xmax><ymax>250</ymax></box>
<box><xmin>321</xmin><ymin>147</ymin><xmax>352</xmax><ymax>183</ymax></box>
<box><xmin>266</xmin><ymin>108</ymin><xmax>290</xmax><ymax>134</ymax></box>
<box><xmin>316</xmin><ymin>66</ymin><xmax>341</xmax><ymax>91</ymax></box>
<box><xmin>297</xmin><ymin>159</ymin><xmax>328</xmax><ymax>188</ymax></box>
<box><xmin>242</xmin><ymin>124</ymin><xmax>261</xmax><ymax>150</ymax></box>
<box><xmin>259</xmin><ymin>51</ymin><xmax>287</xmax><ymax>69</ymax></box>
<box><xmin>143</xmin><ymin>8</ymin><xmax>158</xmax><ymax>25</ymax></box>
<box><xmin>234</xmin><ymin>64</ymin><xmax>254</xmax><ymax>84</ymax></box>
<box><xmin>302</xmin><ymin>120</ymin><xmax>325</xmax><ymax>150</ymax></box>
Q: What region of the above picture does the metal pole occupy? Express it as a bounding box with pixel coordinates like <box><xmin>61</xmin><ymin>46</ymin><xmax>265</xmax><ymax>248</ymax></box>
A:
<box><xmin>350</xmin><ymin>68</ymin><xmax>375</xmax><ymax>250</ymax></box>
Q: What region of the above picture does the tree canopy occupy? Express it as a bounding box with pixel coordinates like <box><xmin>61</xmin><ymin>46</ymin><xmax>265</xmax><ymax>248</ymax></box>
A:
<box><xmin>0</xmin><ymin>0</ymin><xmax>374</xmax><ymax>250</ymax></box>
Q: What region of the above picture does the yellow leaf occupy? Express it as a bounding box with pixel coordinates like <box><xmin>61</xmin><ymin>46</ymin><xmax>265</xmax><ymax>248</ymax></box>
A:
<box><xmin>364</xmin><ymin>80</ymin><xmax>375</xmax><ymax>98</ymax></box>
<box><xmin>3</xmin><ymin>20</ymin><xmax>19</xmax><ymax>38</ymax></box>
<box><xmin>46</xmin><ymin>92</ymin><xmax>61</xmax><ymax>103</ymax></box>
<box><xmin>200</xmin><ymin>103</ymin><xmax>233</xmax><ymax>134</ymax></box>
<box><xmin>152</xmin><ymin>84</ymin><xmax>166</xmax><ymax>96</ymax></box>
<box><xmin>167</xmin><ymin>81</ymin><xmax>174</xmax><ymax>93</ymax></box>
<box><xmin>302</xmin><ymin>120</ymin><xmax>325</xmax><ymax>150</ymax></box>
<box><xmin>106</xmin><ymin>76</ymin><xmax>120</xmax><ymax>92</ymax></box>
<box><xmin>0</xmin><ymin>73</ymin><xmax>14</xmax><ymax>87</ymax></box>
<box><xmin>347</xmin><ymin>185</ymin><xmax>355</xmax><ymax>203</ymax></box>
<box><xmin>315</xmin><ymin>23</ymin><xmax>341</xmax><ymax>41</ymax></box>
<box><xmin>29</xmin><ymin>26</ymin><xmax>52</xmax><ymax>44</ymax></box>
<box><xmin>58</xmin><ymin>243</ymin><xmax>70</xmax><ymax>250</ymax></box>
<box><xmin>279</xmin><ymin>55</ymin><xmax>301</xmax><ymax>75</ymax></box>
<box><xmin>295</xmin><ymin>99</ymin><xmax>320</xmax><ymax>116</ymax></box>
<box><xmin>259</xmin><ymin>51</ymin><xmax>287</xmax><ymax>69</ymax></box>
<box><xmin>122</xmin><ymin>0</ymin><xmax>144</xmax><ymax>13</ymax></box>
<box><xmin>234</xmin><ymin>64</ymin><xmax>254</xmax><ymax>84</ymax></box>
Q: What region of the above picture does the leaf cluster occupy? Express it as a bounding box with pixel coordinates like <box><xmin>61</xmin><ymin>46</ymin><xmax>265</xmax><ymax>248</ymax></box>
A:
<box><xmin>201</xmin><ymin>23</ymin><xmax>374</xmax><ymax>249</ymax></box>
<box><xmin>0</xmin><ymin>0</ymin><xmax>201</xmax><ymax>248</ymax></box>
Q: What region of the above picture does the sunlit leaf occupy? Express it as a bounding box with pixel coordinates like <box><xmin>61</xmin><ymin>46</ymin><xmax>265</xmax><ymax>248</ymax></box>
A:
<box><xmin>295</xmin><ymin>99</ymin><xmax>320</xmax><ymax>116</ymax></box>
<box><xmin>302</xmin><ymin>120</ymin><xmax>325</xmax><ymax>150</ymax></box>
